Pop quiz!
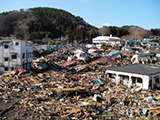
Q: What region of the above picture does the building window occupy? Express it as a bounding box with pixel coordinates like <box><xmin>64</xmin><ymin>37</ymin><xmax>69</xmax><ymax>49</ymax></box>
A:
<box><xmin>4</xmin><ymin>45</ymin><xmax>8</xmax><ymax>49</ymax></box>
<box><xmin>155</xmin><ymin>77</ymin><xmax>159</xmax><ymax>84</ymax></box>
<box><xmin>137</xmin><ymin>78</ymin><xmax>142</xmax><ymax>83</ymax></box>
<box><xmin>23</xmin><ymin>63</ymin><xmax>27</xmax><ymax>69</ymax></box>
<box><xmin>131</xmin><ymin>77</ymin><xmax>136</xmax><ymax>84</ymax></box>
<box><xmin>28</xmin><ymin>53</ymin><xmax>32</xmax><ymax>58</ymax></box>
<box><xmin>15</xmin><ymin>42</ymin><xmax>19</xmax><ymax>46</ymax></box>
<box><xmin>4</xmin><ymin>58</ymin><xmax>9</xmax><ymax>61</ymax></box>
<box><xmin>30</xmin><ymin>53</ymin><xmax>33</xmax><ymax>58</ymax></box>
<box><xmin>108</xmin><ymin>73</ymin><xmax>116</xmax><ymax>79</ymax></box>
<box><xmin>12</xmin><ymin>54</ymin><xmax>17</xmax><ymax>59</ymax></box>
<box><xmin>29</xmin><ymin>62</ymin><xmax>32</xmax><ymax>69</ymax></box>
<box><xmin>11</xmin><ymin>67</ymin><xmax>14</xmax><ymax>71</ymax></box>
<box><xmin>120</xmin><ymin>75</ymin><xmax>129</xmax><ymax>81</ymax></box>
<box><xmin>4</xmin><ymin>67</ymin><xmax>8</xmax><ymax>71</ymax></box>
<box><xmin>22</xmin><ymin>53</ymin><xmax>25</xmax><ymax>59</ymax></box>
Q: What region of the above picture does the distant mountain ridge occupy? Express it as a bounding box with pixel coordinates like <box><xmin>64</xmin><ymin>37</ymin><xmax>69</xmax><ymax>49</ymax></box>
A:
<box><xmin>0</xmin><ymin>7</ymin><xmax>159</xmax><ymax>42</ymax></box>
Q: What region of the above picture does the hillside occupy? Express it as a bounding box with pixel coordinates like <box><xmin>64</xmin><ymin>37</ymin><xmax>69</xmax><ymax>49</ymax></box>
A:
<box><xmin>0</xmin><ymin>7</ymin><xmax>97</xmax><ymax>41</ymax></box>
<box><xmin>0</xmin><ymin>7</ymin><xmax>160</xmax><ymax>42</ymax></box>
<box><xmin>98</xmin><ymin>25</ymin><xmax>160</xmax><ymax>39</ymax></box>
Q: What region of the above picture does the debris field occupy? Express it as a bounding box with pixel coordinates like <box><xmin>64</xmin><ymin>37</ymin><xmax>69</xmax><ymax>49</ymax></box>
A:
<box><xmin>0</xmin><ymin>46</ymin><xmax>160</xmax><ymax>120</ymax></box>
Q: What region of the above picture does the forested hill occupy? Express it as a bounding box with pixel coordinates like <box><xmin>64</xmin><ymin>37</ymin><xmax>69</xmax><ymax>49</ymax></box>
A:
<box><xmin>0</xmin><ymin>7</ymin><xmax>97</xmax><ymax>41</ymax></box>
<box><xmin>0</xmin><ymin>7</ymin><xmax>160</xmax><ymax>42</ymax></box>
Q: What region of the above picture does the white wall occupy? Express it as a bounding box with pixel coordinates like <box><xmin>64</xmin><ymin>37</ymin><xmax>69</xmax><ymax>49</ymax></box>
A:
<box><xmin>10</xmin><ymin>46</ymin><xmax>21</xmax><ymax>67</ymax></box>
<box><xmin>0</xmin><ymin>39</ymin><xmax>33</xmax><ymax>73</ymax></box>
<box><xmin>142</xmin><ymin>75</ymin><xmax>150</xmax><ymax>89</ymax></box>
<box><xmin>21</xmin><ymin>45</ymin><xmax>33</xmax><ymax>69</ymax></box>
<box><xmin>106</xmin><ymin>70</ymin><xmax>150</xmax><ymax>89</ymax></box>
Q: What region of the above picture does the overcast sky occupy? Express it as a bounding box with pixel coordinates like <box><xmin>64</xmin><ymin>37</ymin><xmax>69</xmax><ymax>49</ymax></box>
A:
<box><xmin>0</xmin><ymin>0</ymin><xmax>160</xmax><ymax>30</ymax></box>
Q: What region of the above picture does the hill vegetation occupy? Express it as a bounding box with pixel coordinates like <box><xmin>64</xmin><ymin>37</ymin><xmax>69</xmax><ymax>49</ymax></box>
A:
<box><xmin>0</xmin><ymin>7</ymin><xmax>160</xmax><ymax>43</ymax></box>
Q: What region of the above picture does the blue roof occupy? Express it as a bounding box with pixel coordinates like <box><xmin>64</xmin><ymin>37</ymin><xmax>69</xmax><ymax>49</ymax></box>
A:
<box><xmin>108</xmin><ymin>50</ymin><xmax>120</xmax><ymax>56</ymax></box>
<box><xmin>125</xmin><ymin>39</ymin><xmax>139</xmax><ymax>42</ymax></box>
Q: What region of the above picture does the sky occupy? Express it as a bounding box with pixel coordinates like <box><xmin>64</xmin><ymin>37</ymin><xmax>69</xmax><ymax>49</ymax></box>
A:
<box><xmin>0</xmin><ymin>0</ymin><xmax>160</xmax><ymax>30</ymax></box>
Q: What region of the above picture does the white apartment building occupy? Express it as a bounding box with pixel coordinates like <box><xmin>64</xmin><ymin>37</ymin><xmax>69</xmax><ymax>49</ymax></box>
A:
<box><xmin>0</xmin><ymin>38</ymin><xmax>33</xmax><ymax>74</ymax></box>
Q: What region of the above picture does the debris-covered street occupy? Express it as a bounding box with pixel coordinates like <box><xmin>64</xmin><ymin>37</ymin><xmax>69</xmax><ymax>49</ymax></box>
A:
<box><xmin>0</xmin><ymin>44</ymin><xmax>160</xmax><ymax>120</ymax></box>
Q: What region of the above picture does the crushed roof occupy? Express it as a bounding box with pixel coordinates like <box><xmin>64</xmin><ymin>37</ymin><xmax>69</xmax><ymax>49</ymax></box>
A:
<box><xmin>94</xmin><ymin>57</ymin><xmax>118</xmax><ymax>64</ymax></box>
<box><xmin>106</xmin><ymin>64</ymin><xmax>160</xmax><ymax>75</ymax></box>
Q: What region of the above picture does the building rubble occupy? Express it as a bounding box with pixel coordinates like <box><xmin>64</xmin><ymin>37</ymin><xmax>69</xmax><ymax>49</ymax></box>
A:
<box><xmin>0</xmin><ymin>45</ymin><xmax>160</xmax><ymax>120</ymax></box>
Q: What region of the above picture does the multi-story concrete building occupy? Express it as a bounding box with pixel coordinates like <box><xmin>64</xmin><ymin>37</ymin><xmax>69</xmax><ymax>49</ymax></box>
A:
<box><xmin>0</xmin><ymin>38</ymin><xmax>33</xmax><ymax>74</ymax></box>
<box><xmin>142</xmin><ymin>36</ymin><xmax>160</xmax><ymax>50</ymax></box>
<box><xmin>122</xmin><ymin>39</ymin><xmax>142</xmax><ymax>51</ymax></box>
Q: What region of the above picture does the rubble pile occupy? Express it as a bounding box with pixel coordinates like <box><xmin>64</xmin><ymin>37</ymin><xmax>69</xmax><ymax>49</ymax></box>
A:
<box><xmin>0</xmin><ymin>45</ymin><xmax>160</xmax><ymax>119</ymax></box>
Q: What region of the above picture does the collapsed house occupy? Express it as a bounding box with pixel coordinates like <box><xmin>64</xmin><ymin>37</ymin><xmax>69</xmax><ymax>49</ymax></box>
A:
<box><xmin>93</xmin><ymin>56</ymin><xmax>118</xmax><ymax>65</ymax></box>
<box><xmin>108</xmin><ymin>50</ymin><xmax>121</xmax><ymax>59</ymax></box>
<box><xmin>131</xmin><ymin>53</ymin><xmax>157</xmax><ymax>64</ymax></box>
<box><xmin>73</xmin><ymin>49</ymin><xmax>91</xmax><ymax>63</ymax></box>
<box><xmin>105</xmin><ymin>64</ymin><xmax>160</xmax><ymax>89</ymax></box>
<box><xmin>149</xmin><ymin>50</ymin><xmax>160</xmax><ymax>58</ymax></box>
<box><xmin>32</xmin><ymin>57</ymin><xmax>49</xmax><ymax>72</ymax></box>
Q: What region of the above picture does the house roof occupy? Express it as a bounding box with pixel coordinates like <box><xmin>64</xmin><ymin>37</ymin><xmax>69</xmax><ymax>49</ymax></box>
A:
<box><xmin>125</xmin><ymin>39</ymin><xmax>139</xmax><ymax>42</ymax></box>
<box><xmin>62</xmin><ymin>60</ymin><xmax>79</xmax><ymax>67</ymax></box>
<box><xmin>108</xmin><ymin>50</ymin><xmax>120</xmax><ymax>56</ymax></box>
<box><xmin>94</xmin><ymin>57</ymin><xmax>118</xmax><ymax>65</ymax></box>
<box><xmin>149</xmin><ymin>50</ymin><xmax>160</xmax><ymax>54</ymax></box>
<box><xmin>106</xmin><ymin>64</ymin><xmax>160</xmax><ymax>75</ymax></box>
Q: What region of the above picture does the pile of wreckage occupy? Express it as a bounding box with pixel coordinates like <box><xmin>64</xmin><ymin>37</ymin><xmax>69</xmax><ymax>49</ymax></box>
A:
<box><xmin>0</xmin><ymin>45</ymin><xmax>160</xmax><ymax>119</ymax></box>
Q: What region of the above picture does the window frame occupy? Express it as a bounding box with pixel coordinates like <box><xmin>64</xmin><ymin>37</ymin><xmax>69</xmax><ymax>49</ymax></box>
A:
<box><xmin>4</xmin><ymin>67</ymin><xmax>8</xmax><ymax>71</ymax></box>
<box><xmin>15</xmin><ymin>42</ymin><xmax>19</xmax><ymax>46</ymax></box>
<box><xmin>12</xmin><ymin>54</ymin><xmax>17</xmax><ymax>59</ymax></box>
<box><xmin>4</xmin><ymin>45</ymin><xmax>9</xmax><ymax>49</ymax></box>
<box><xmin>4</xmin><ymin>57</ymin><xmax>9</xmax><ymax>61</ymax></box>
<box><xmin>22</xmin><ymin>53</ymin><xmax>25</xmax><ymax>59</ymax></box>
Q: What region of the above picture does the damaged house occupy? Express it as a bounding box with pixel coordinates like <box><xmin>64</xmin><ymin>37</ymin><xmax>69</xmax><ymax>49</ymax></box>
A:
<box><xmin>108</xmin><ymin>50</ymin><xmax>121</xmax><ymax>60</ymax></box>
<box><xmin>32</xmin><ymin>57</ymin><xmax>49</xmax><ymax>72</ymax></box>
<box><xmin>0</xmin><ymin>38</ymin><xmax>33</xmax><ymax>73</ymax></box>
<box><xmin>142</xmin><ymin>36</ymin><xmax>160</xmax><ymax>50</ymax></box>
<box><xmin>73</xmin><ymin>49</ymin><xmax>91</xmax><ymax>63</ymax></box>
<box><xmin>105</xmin><ymin>64</ymin><xmax>160</xmax><ymax>89</ymax></box>
<box><xmin>122</xmin><ymin>39</ymin><xmax>142</xmax><ymax>51</ymax></box>
<box><xmin>131</xmin><ymin>53</ymin><xmax>157</xmax><ymax>64</ymax></box>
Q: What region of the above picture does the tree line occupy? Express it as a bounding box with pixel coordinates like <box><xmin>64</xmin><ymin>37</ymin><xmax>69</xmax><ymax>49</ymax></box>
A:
<box><xmin>0</xmin><ymin>7</ymin><xmax>159</xmax><ymax>43</ymax></box>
